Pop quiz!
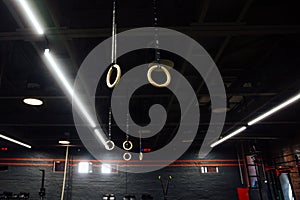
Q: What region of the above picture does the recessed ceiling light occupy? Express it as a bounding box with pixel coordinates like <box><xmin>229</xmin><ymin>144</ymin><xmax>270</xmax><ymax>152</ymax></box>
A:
<box><xmin>212</xmin><ymin>107</ymin><xmax>230</xmax><ymax>113</ymax></box>
<box><xmin>23</xmin><ymin>98</ymin><xmax>43</xmax><ymax>106</ymax></box>
<box><xmin>58</xmin><ymin>140</ymin><xmax>70</xmax><ymax>145</ymax></box>
<box><xmin>182</xmin><ymin>139</ymin><xmax>193</xmax><ymax>143</ymax></box>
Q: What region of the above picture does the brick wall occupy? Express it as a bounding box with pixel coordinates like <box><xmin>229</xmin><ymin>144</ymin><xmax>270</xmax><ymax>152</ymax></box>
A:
<box><xmin>265</xmin><ymin>137</ymin><xmax>300</xmax><ymax>199</ymax></box>
<box><xmin>0</xmin><ymin>146</ymin><xmax>243</xmax><ymax>200</ymax></box>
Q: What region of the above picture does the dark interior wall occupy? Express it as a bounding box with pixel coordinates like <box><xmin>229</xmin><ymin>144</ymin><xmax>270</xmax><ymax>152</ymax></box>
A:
<box><xmin>263</xmin><ymin>137</ymin><xmax>300</xmax><ymax>199</ymax></box>
<box><xmin>0</xmin><ymin>146</ymin><xmax>243</xmax><ymax>200</ymax></box>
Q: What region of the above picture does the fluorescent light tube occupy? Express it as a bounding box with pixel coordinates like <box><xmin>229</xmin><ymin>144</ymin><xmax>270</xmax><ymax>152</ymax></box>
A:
<box><xmin>94</xmin><ymin>129</ymin><xmax>109</xmax><ymax>149</ymax></box>
<box><xmin>210</xmin><ymin>126</ymin><xmax>247</xmax><ymax>147</ymax></box>
<box><xmin>0</xmin><ymin>133</ymin><xmax>31</xmax><ymax>148</ymax></box>
<box><xmin>44</xmin><ymin>49</ymin><xmax>97</xmax><ymax>128</ymax></box>
<box><xmin>44</xmin><ymin>49</ymin><xmax>74</xmax><ymax>97</ymax></box>
<box><xmin>44</xmin><ymin>49</ymin><xmax>110</xmax><ymax>149</ymax></box>
<box><xmin>248</xmin><ymin>93</ymin><xmax>300</xmax><ymax>126</ymax></box>
<box><xmin>17</xmin><ymin>0</ymin><xmax>44</xmax><ymax>34</ymax></box>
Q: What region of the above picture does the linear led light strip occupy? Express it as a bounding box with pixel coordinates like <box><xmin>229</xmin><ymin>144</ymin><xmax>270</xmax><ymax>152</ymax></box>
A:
<box><xmin>211</xmin><ymin>92</ymin><xmax>300</xmax><ymax>147</ymax></box>
<box><xmin>15</xmin><ymin>0</ymin><xmax>108</xmax><ymax>149</ymax></box>
<box><xmin>17</xmin><ymin>0</ymin><xmax>44</xmax><ymax>34</ymax></box>
<box><xmin>0</xmin><ymin>133</ymin><xmax>31</xmax><ymax>149</ymax></box>
<box><xmin>247</xmin><ymin>93</ymin><xmax>300</xmax><ymax>126</ymax></box>
<box><xmin>0</xmin><ymin>0</ymin><xmax>41</xmax><ymax>148</ymax></box>
<box><xmin>43</xmin><ymin>49</ymin><xmax>97</xmax><ymax>128</ymax></box>
<box><xmin>44</xmin><ymin>50</ymin><xmax>108</xmax><ymax>149</ymax></box>
<box><xmin>210</xmin><ymin>126</ymin><xmax>247</xmax><ymax>148</ymax></box>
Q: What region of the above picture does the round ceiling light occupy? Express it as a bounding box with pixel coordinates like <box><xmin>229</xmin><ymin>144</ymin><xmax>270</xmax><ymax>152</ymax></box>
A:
<box><xmin>23</xmin><ymin>98</ymin><xmax>43</xmax><ymax>106</ymax></box>
<box><xmin>212</xmin><ymin>107</ymin><xmax>230</xmax><ymax>113</ymax></box>
<box><xmin>58</xmin><ymin>140</ymin><xmax>70</xmax><ymax>145</ymax></box>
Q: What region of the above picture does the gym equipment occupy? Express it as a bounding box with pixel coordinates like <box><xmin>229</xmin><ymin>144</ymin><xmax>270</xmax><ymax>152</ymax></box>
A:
<box><xmin>106</xmin><ymin>108</ymin><xmax>115</xmax><ymax>150</ymax></box>
<box><xmin>39</xmin><ymin>169</ymin><xmax>46</xmax><ymax>200</ymax></box>
<box><xmin>123</xmin><ymin>194</ymin><xmax>136</xmax><ymax>200</ymax></box>
<box><xmin>147</xmin><ymin>65</ymin><xmax>171</xmax><ymax>88</ymax></box>
<box><xmin>102</xmin><ymin>193</ymin><xmax>116</xmax><ymax>200</ymax></box>
<box><xmin>106</xmin><ymin>0</ymin><xmax>121</xmax><ymax>88</ymax></box>
<box><xmin>0</xmin><ymin>192</ymin><xmax>13</xmax><ymax>199</ymax></box>
<box><xmin>123</xmin><ymin>152</ymin><xmax>132</xmax><ymax>161</ymax></box>
<box><xmin>139</xmin><ymin>152</ymin><xmax>143</xmax><ymax>161</ymax></box>
<box><xmin>123</xmin><ymin>112</ymin><xmax>132</xmax><ymax>160</ymax></box>
<box><xmin>158</xmin><ymin>175</ymin><xmax>173</xmax><ymax>200</ymax></box>
<box><xmin>139</xmin><ymin>132</ymin><xmax>143</xmax><ymax>160</ymax></box>
<box><xmin>60</xmin><ymin>145</ymin><xmax>69</xmax><ymax>200</ymax></box>
<box><xmin>141</xmin><ymin>194</ymin><xmax>153</xmax><ymax>200</ymax></box>
<box><xmin>19</xmin><ymin>193</ymin><xmax>30</xmax><ymax>199</ymax></box>
<box><xmin>123</xmin><ymin>140</ymin><xmax>133</xmax><ymax>151</ymax></box>
<box><xmin>0</xmin><ymin>192</ymin><xmax>29</xmax><ymax>200</ymax></box>
<box><xmin>123</xmin><ymin>112</ymin><xmax>133</xmax><ymax>151</ymax></box>
<box><xmin>147</xmin><ymin>0</ymin><xmax>171</xmax><ymax>88</ymax></box>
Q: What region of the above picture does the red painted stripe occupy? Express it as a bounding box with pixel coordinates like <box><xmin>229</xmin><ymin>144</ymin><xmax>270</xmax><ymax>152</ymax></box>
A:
<box><xmin>0</xmin><ymin>162</ymin><xmax>52</xmax><ymax>166</ymax></box>
<box><xmin>117</xmin><ymin>164</ymin><xmax>242</xmax><ymax>167</ymax></box>
<box><xmin>0</xmin><ymin>158</ymin><xmax>239</xmax><ymax>163</ymax></box>
<box><xmin>0</xmin><ymin>162</ymin><xmax>242</xmax><ymax>167</ymax></box>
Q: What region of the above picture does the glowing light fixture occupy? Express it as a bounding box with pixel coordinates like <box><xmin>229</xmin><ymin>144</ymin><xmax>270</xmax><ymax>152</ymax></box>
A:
<box><xmin>78</xmin><ymin>162</ymin><xmax>92</xmax><ymax>173</ymax></box>
<box><xmin>44</xmin><ymin>49</ymin><xmax>96</xmax><ymax>128</ymax></box>
<box><xmin>248</xmin><ymin>93</ymin><xmax>300</xmax><ymax>126</ymax></box>
<box><xmin>212</xmin><ymin>107</ymin><xmax>230</xmax><ymax>113</ymax></box>
<box><xmin>58</xmin><ymin>140</ymin><xmax>70</xmax><ymax>145</ymax></box>
<box><xmin>93</xmin><ymin>129</ymin><xmax>109</xmax><ymax>149</ymax></box>
<box><xmin>44</xmin><ymin>49</ymin><xmax>74</xmax><ymax>97</ymax></box>
<box><xmin>17</xmin><ymin>0</ymin><xmax>44</xmax><ymax>34</ymax></box>
<box><xmin>210</xmin><ymin>126</ymin><xmax>247</xmax><ymax>147</ymax></box>
<box><xmin>101</xmin><ymin>164</ymin><xmax>112</xmax><ymax>174</ymax></box>
<box><xmin>0</xmin><ymin>133</ymin><xmax>31</xmax><ymax>148</ymax></box>
<box><xmin>23</xmin><ymin>98</ymin><xmax>43</xmax><ymax>106</ymax></box>
<box><xmin>44</xmin><ymin>49</ymin><xmax>109</xmax><ymax>149</ymax></box>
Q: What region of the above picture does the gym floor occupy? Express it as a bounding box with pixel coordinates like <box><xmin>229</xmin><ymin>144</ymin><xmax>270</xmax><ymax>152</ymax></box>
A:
<box><xmin>0</xmin><ymin>0</ymin><xmax>300</xmax><ymax>199</ymax></box>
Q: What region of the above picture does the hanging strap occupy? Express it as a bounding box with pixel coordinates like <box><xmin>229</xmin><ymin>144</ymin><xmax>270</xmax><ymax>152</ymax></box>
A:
<box><xmin>147</xmin><ymin>0</ymin><xmax>171</xmax><ymax>88</ymax></box>
<box><xmin>114</xmin><ymin>23</ymin><xmax>117</xmax><ymax>63</ymax></box>
<box><xmin>108</xmin><ymin>108</ymin><xmax>112</xmax><ymax>140</ymax></box>
<box><xmin>106</xmin><ymin>0</ymin><xmax>121</xmax><ymax>88</ymax></box>
<box><xmin>123</xmin><ymin>112</ymin><xmax>133</xmax><ymax>151</ymax></box>
<box><xmin>111</xmin><ymin>0</ymin><xmax>116</xmax><ymax>64</ymax></box>
<box><xmin>105</xmin><ymin>108</ymin><xmax>115</xmax><ymax>150</ymax></box>
<box><xmin>126</xmin><ymin>112</ymin><xmax>129</xmax><ymax>141</ymax></box>
<box><xmin>139</xmin><ymin>132</ymin><xmax>143</xmax><ymax>160</ymax></box>
<box><xmin>153</xmin><ymin>0</ymin><xmax>160</xmax><ymax>65</ymax></box>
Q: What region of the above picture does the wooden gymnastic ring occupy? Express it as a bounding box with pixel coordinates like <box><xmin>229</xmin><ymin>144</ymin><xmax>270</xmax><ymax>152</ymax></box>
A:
<box><xmin>106</xmin><ymin>64</ymin><xmax>121</xmax><ymax>88</ymax></box>
<box><xmin>123</xmin><ymin>152</ymin><xmax>132</xmax><ymax>161</ymax></box>
<box><xmin>105</xmin><ymin>140</ymin><xmax>115</xmax><ymax>151</ymax></box>
<box><xmin>123</xmin><ymin>140</ymin><xmax>133</xmax><ymax>151</ymax></box>
<box><xmin>147</xmin><ymin>65</ymin><xmax>171</xmax><ymax>88</ymax></box>
<box><xmin>139</xmin><ymin>152</ymin><xmax>143</xmax><ymax>161</ymax></box>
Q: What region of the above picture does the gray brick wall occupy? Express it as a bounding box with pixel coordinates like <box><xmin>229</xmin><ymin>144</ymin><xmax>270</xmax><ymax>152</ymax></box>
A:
<box><xmin>0</xmin><ymin>147</ymin><xmax>243</xmax><ymax>200</ymax></box>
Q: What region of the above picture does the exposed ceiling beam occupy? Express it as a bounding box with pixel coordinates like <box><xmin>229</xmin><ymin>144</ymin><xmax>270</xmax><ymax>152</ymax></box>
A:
<box><xmin>42</xmin><ymin>0</ymin><xmax>80</xmax><ymax>70</ymax></box>
<box><xmin>1</xmin><ymin>25</ymin><xmax>300</xmax><ymax>41</ymax></box>
<box><xmin>0</xmin><ymin>91</ymin><xmax>278</xmax><ymax>100</ymax></box>
<box><xmin>198</xmin><ymin>0</ymin><xmax>210</xmax><ymax>23</ymax></box>
<box><xmin>0</xmin><ymin>121</ymin><xmax>299</xmax><ymax>127</ymax></box>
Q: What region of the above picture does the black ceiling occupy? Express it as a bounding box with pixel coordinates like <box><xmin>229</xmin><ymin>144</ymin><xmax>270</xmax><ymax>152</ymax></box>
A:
<box><xmin>0</xmin><ymin>0</ymin><xmax>299</xmax><ymax>150</ymax></box>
